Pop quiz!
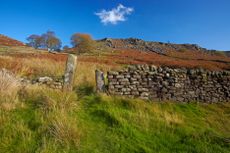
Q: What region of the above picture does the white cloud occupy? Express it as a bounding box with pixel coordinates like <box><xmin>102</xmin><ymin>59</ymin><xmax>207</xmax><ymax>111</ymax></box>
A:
<box><xmin>95</xmin><ymin>4</ymin><xmax>134</xmax><ymax>25</ymax></box>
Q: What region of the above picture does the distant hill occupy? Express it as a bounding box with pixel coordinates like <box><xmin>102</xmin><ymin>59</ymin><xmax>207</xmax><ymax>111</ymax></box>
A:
<box><xmin>0</xmin><ymin>34</ymin><xmax>25</xmax><ymax>46</ymax></box>
<box><xmin>95</xmin><ymin>38</ymin><xmax>230</xmax><ymax>71</ymax></box>
<box><xmin>0</xmin><ymin>35</ymin><xmax>229</xmax><ymax>70</ymax></box>
<box><xmin>99</xmin><ymin>38</ymin><xmax>229</xmax><ymax>56</ymax></box>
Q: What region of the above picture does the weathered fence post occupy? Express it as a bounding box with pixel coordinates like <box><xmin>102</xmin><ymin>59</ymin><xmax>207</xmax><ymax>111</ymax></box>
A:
<box><xmin>95</xmin><ymin>69</ymin><xmax>105</xmax><ymax>92</ymax></box>
<box><xmin>63</xmin><ymin>54</ymin><xmax>77</xmax><ymax>92</ymax></box>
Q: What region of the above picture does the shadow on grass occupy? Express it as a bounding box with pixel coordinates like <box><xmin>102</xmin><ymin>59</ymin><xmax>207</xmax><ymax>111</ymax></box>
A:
<box><xmin>74</xmin><ymin>82</ymin><xmax>95</xmax><ymax>98</ymax></box>
<box><xmin>91</xmin><ymin>109</ymin><xmax>121</xmax><ymax>127</ymax></box>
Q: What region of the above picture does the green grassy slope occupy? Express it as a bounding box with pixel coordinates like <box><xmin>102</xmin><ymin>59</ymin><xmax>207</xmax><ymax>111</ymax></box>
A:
<box><xmin>0</xmin><ymin>85</ymin><xmax>229</xmax><ymax>153</ymax></box>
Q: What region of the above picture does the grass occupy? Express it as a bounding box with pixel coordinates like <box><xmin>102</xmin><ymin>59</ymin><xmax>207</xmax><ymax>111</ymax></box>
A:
<box><xmin>0</xmin><ymin>55</ymin><xmax>65</xmax><ymax>78</ymax></box>
<box><xmin>0</xmin><ymin>53</ymin><xmax>119</xmax><ymax>83</ymax></box>
<box><xmin>76</xmin><ymin>94</ymin><xmax>230</xmax><ymax>153</ymax></box>
<box><xmin>74</xmin><ymin>61</ymin><xmax>119</xmax><ymax>86</ymax></box>
<box><xmin>0</xmin><ymin>46</ymin><xmax>9</xmax><ymax>52</ymax></box>
<box><xmin>0</xmin><ymin>83</ymin><xmax>229</xmax><ymax>153</ymax></box>
<box><xmin>0</xmin><ymin>69</ymin><xmax>21</xmax><ymax>110</ymax></box>
<box><xmin>0</xmin><ymin>47</ymin><xmax>230</xmax><ymax>152</ymax></box>
<box><xmin>0</xmin><ymin>86</ymin><xmax>80</xmax><ymax>153</ymax></box>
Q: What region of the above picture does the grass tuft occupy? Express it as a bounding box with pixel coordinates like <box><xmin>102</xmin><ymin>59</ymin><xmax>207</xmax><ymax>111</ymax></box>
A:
<box><xmin>48</xmin><ymin>112</ymin><xmax>81</xmax><ymax>148</ymax></box>
<box><xmin>0</xmin><ymin>68</ymin><xmax>21</xmax><ymax>110</ymax></box>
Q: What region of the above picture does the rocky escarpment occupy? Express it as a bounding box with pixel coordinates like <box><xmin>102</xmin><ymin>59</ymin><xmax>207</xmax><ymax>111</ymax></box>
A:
<box><xmin>107</xmin><ymin>65</ymin><xmax>230</xmax><ymax>103</ymax></box>
<box><xmin>100</xmin><ymin>38</ymin><xmax>228</xmax><ymax>56</ymax></box>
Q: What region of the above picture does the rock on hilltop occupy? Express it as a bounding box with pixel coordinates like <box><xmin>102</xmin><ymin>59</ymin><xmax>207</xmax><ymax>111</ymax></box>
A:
<box><xmin>100</xmin><ymin>38</ymin><xmax>228</xmax><ymax>56</ymax></box>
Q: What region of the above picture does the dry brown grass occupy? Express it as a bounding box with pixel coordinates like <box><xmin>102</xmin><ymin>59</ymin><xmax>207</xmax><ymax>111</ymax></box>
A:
<box><xmin>0</xmin><ymin>47</ymin><xmax>229</xmax><ymax>87</ymax></box>
<box><xmin>166</xmin><ymin>49</ymin><xmax>230</xmax><ymax>61</ymax></box>
<box><xmin>0</xmin><ymin>69</ymin><xmax>20</xmax><ymax>97</ymax></box>
<box><xmin>22</xmin><ymin>58</ymin><xmax>65</xmax><ymax>77</ymax></box>
<box><xmin>74</xmin><ymin>49</ymin><xmax>230</xmax><ymax>71</ymax></box>
<box><xmin>0</xmin><ymin>69</ymin><xmax>21</xmax><ymax>110</ymax></box>
<box><xmin>74</xmin><ymin>61</ymin><xmax>120</xmax><ymax>86</ymax></box>
<box><xmin>22</xmin><ymin>85</ymin><xmax>81</xmax><ymax>148</ymax></box>
<box><xmin>0</xmin><ymin>52</ymin><xmax>119</xmax><ymax>90</ymax></box>
<box><xmin>0</xmin><ymin>55</ymin><xmax>65</xmax><ymax>77</ymax></box>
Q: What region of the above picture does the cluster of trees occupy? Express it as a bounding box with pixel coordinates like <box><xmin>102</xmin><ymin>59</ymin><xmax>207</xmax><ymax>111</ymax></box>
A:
<box><xmin>27</xmin><ymin>31</ymin><xmax>96</xmax><ymax>54</ymax></box>
<box><xmin>27</xmin><ymin>31</ymin><xmax>62</xmax><ymax>51</ymax></box>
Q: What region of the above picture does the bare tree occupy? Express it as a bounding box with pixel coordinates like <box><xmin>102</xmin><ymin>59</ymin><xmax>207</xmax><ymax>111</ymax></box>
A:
<box><xmin>41</xmin><ymin>31</ymin><xmax>62</xmax><ymax>51</ymax></box>
<box><xmin>27</xmin><ymin>31</ymin><xmax>62</xmax><ymax>51</ymax></box>
<box><xmin>26</xmin><ymin>35</ymin><xmax>42</xmax><ymax>49</ymax></box>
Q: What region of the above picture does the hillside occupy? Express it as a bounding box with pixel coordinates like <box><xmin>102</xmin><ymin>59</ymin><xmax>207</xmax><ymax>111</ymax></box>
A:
<box><xmin>0</xmin><ymin>35</ymin><xmax>229</xmax><ymax>72</ymax></box>
<box><xmin>100</xmin><ymin>38</ymin><xmax>228</xmax><ymax>55</ymax></box>
<box><xmin>0</xmin><ymin>90</ymin><xmax>230</xmax><ymax>153</ymax></box>
<box><xmin>92</xmin><ymin>38</ymin><xmax>230</xmax><ymax>71</ymax></box>
<box><xmin>0</xmin><ymin>34</ymin><xmax>25</xmax><ymax>46</ymax></box>
<box><xmin>0</xmin><ymin>36</ymin><xmax>230</xmax><ymax>153</ymax></box>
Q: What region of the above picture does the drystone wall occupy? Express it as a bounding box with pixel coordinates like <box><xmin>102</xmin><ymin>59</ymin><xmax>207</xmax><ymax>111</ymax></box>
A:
<box><xmin>20</xmin><ymin>76</ymin><xmax>63</xmax><ymax>89</ymax></box>
<box><xmin>107</xmin><ymin>65</ymin><xmax>230</xmax><ymax>103</ymax></box>
<box><xmin>0</xmin><ymin>68</ymin><xmax>63</xmax><ymax>90</ymax></box>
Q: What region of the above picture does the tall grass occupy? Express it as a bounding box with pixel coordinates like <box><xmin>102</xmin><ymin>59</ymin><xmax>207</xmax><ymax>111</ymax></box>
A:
<box><xmin>76</xmin><ymin>95</ymin><xmax>230</xmax><ymax>153</ymax></box>
<box><xmin>22</xmin><ymin>58</ymin><xmax>65</xmax><ymax>78</ymax></box>
<box><xmin>0</xmin><ymin>55</ymin><xmax>117</xmax><ymax>83</ymax></box>
<box><xmin>0</xmin><ymin>55</ymin><xmax>65</xmax><ymax>78</ymax></box>
<box><xmin>0</xmin><ymin>85</ymin><xmax>81</xmax><ymax>152</ymax></box>
<box><xmin>0</xmin><ymin>69</ymin><xmax>20</xmax><ymax>96</ymax></box>
<box><xmin>0</xmin><ymin>82</ymin><xmax>229</xmax><ymax>152</ymax></box>
<box><xmin>0</xmin><ymin>69</ymin><xmax>21</xmax><ymax>110</ymax></box>
<box><xmin>74</xmin><ymin>61</ymin><xmax>119</xmax><ymax>86</ymax></box>
<box><xmin>0</xmin><ymin>51</ymin><xmax>229</xmax><ymax>152</ymax></box>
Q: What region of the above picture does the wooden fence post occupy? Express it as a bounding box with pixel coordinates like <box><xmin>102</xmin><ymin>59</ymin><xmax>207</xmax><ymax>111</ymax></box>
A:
<box><xmin>63</xmin><ymin>54</ymin><xmax>77</xmax><ymax>92</ymax></box>
<box><xmin>95</xmin><ymin>69</ymin><xmax>105</xmax><ymax>92</ymax></box>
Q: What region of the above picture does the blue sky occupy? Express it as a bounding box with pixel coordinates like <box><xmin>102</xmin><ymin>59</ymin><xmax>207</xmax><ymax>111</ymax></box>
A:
<box><xmin>0</xmin><ymin>0</ymin><xmax>230</xmax><ymax>50</ymax></box>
